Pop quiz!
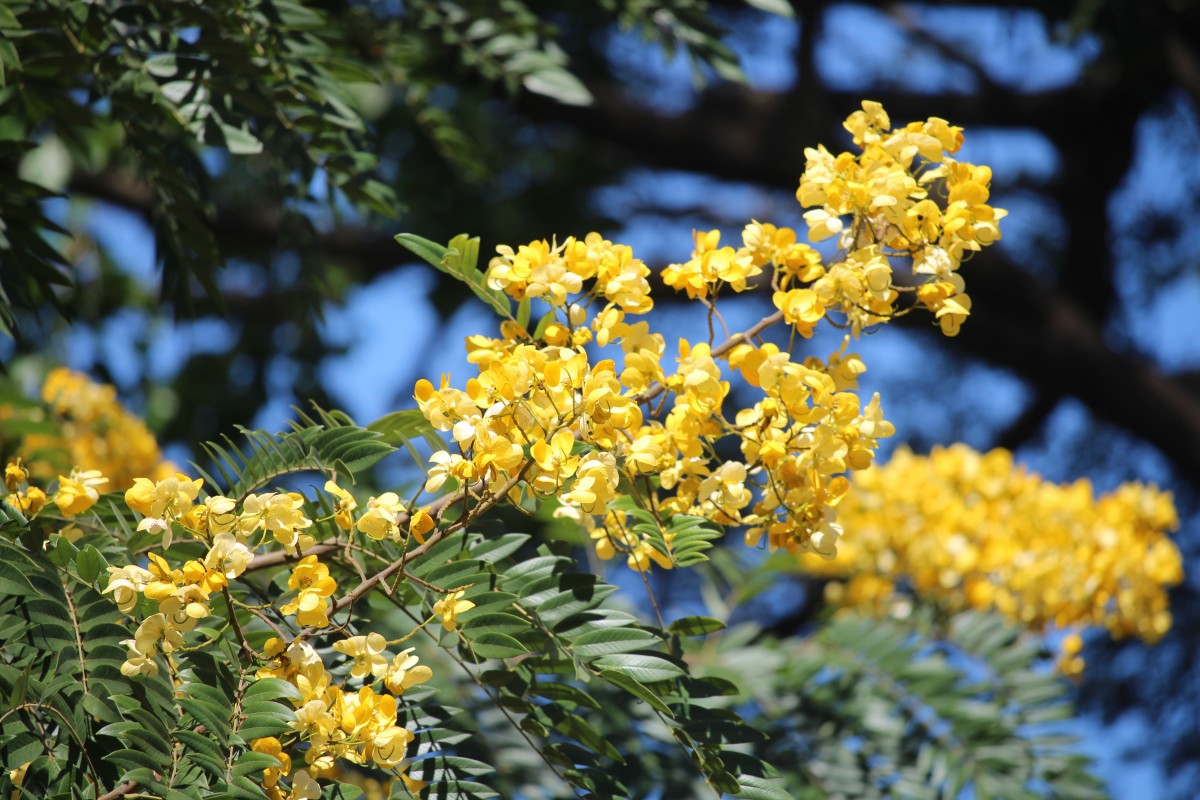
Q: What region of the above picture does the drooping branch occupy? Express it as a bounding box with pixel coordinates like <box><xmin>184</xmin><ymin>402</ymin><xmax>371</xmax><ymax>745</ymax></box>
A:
<box><xmin>67</xmin><ymin>162</ymin><xmax>1200</xmax><ymax>488</ymax></box>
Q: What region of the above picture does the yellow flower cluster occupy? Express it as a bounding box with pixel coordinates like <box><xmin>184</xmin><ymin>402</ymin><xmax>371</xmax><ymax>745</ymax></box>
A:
<box><xmin>798</xmin><ymin>444</ymin><xmax>1182</xmax><ymax>673</ymax></box>
<box><xmin>98</xmin><ymin>471</ymin><xmax>443</xmax><ymax>795</ymax></box>
<box><xmin>438</xmin><ymin>236</ymin><xmax>895</xmax><ymax>565</ymax></box>
<box><xmin>2</xmin><ymin>459</ymin><xmax>107</xmax><ymax>525</ymax></box>
<box><xmin>21</xmin><ymin>367</ymin><xmax>175</xmax><ymax>488</ymax></box>
<box><xmin>793</xmin><ymin>100</ymin><xmax>1006</xmax><ymax>336</ymax></box>
<box><xmin>254</xmin><ymin>634</ymin><xmax>431</xmax><ymax>792</ymax></box>
<box><xmin>108</xmin><ymin>538</ymin><xmax>256</xmax><ymax>677</ymax></box>
<box><xmin>416</xmin><ymin>102</ymin><xmax>988</xmax><ymax>569</ymax></box>
<box><xmin>109</xmin><ymin>472</ymin><xmax>347</xmax><ymax>674</ymax></box>
<box><xmin>487</xmin><ymin>232</ymin><xmax>653</xmax><ymax>313</ymax></box>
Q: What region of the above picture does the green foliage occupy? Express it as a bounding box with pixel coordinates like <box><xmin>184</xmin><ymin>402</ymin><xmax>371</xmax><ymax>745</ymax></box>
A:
<box><xmin>0</xmin><ymin>0</ymin><xmax>772</xmax><ymax>342</ymax></box>
<box><xmin>0</xmin><ymin>395</ymin><xmax>1111</xmax><ymax>799</ymax></box>
<box><xmin>0</xmin><ymin>533</ymin><xmax>178</xmax><ymax>798</ymax></box>
<box><xmin>195</xmin><ymin>414</ymin><xmax>395</xmax><ymax>498</ymax></box>
<box><xmin>387</xmin><ymin>532</ymin><xmax>790</xmax><ymax>799</ymax></box>
<box><xmin>727</xmin><ymin>610</ymin><xmax>1109</xmax><ymax>800</ymax></box>
<box><xmin>0</xmin><ymin>0</ymin><xmax>395</xmax><ymax>332</ymax></box>
<box><xmin>395</xmin><ymin>233</ymin><xmax>512</xmax><ymax>321</ymax></box>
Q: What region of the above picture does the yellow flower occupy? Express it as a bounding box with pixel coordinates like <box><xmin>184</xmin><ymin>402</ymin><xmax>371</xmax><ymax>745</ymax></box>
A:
<box><xmin>802</xmin><ymin>208</ymin><xmax>843</xmax><ymax>242</ymax></box>
<box><xmin>54</xmin><ymin>469</ymin><xmax>107</xmax><ymax>517</ymax></box>
<box><xmin>773</xmin><ymin>288</ymin><xmax>825</xmax><ymax>338</ymax></box>
<box><xmin>281</xmin><ymin>555</ymin><xmax>337</xmax><ymax>628</ymax></box>
<box><xmin>4</xmin><ymin>461</ymin><xmax>27</xmax><ymax>492</ymax></box>
<box><xmin>1057</xmin><ymin>632</ymin><xmax>1085</xmax><ymax>678</ymax></box>
<box><xmin>424</xmin><ymin>451</ymin><xmax>476</xmax><ymax>494</ymax></box>
<box><xmin>333</xmin><ymin>633</ymin><xmax>390</xmax><ymax>680</ymax></box>
<box><xmin>36</xmin><ymin>368</ymin><xmax>171</xmax><ymax>489</ymax></box>
<box><xmin>119</xmin><ymin>644</ymin><xmax>159</xmax><ymax>678</ymax></box>
<box><xmin>671</xmin><ymin>341</ymin><xmax>726</xmax><ymax>414</ymax></box>
<box><xmin>413</xmin><ymin>376</ymin><xmax>480</xmax><ymax>432</ymax></box>
<box><xmin>801</xmin><ymin>444</ymin><xmax>1182</xmax><ymax>658</ymax></box>
<box><xmin>205</xmin><ymin>532</ymin><xmax>254</xmax><ymax>578</ymax></box>
<box><xmin>131</xmin><ymin>612</ymin><xmax>183</xmax><ymax>655</ymax></box>
<box><xmin>530</xmin><ymin>429</ymin><xmax>579</xmax><ymax>495</ymax></box>
<box><xmin>103</xmin><ymin>564</ymin><xmax>153</xmax><ymax>613</ymax></box>
<box><xmin>288</xmin><ymin>770</ymin><xmax>322</xmax><ymax>800</ymax></box>
<box><xmin>383</xmin><ymin>648</ymin><xmax>433</xmax><ymax>695</ymax></box>
<box><xmin>125</xmin><ymin>472</ymin><xmax>203</xmax><ymax>519</ymax></box>
<box><xmin>433</xmin><ymin>590</ymin><xmax>475</xmax><ymax>632</ymax></box>
<box><xmin>370</xmin><ymin>726</ymin><xmax>415</xmax><ymax>769</ymax></box>
<box><xmin>7</xmin><ymin>486</ymin><xmax>46</xmax><ymax>516</ymax></box>
<box><xmin>324</xmin><ymin>479</ymin><xmax>357</xmax><ymax>530</ymax></box>
<box><xmin>251</xmin><ymin>737</ymin><xmax>291</xmax><ymax>789</ymax></box>
<box><xmin>561</xmin><ymin>453</ymin><xmax>618</xmax><ymax>515</ymax></box>
<box><xmin>143</xmin><ymin>552</ymin><xmax>183</xmax><ymax>601</ymax></box>
<box><xmin>356</xmin><ymin>492</ymin><xmax>405</xmax><ymax>541</ymax></box>
<box><xmin>240</xmin><ymin>492</ymin><xmax>313</xmax><ymax>551</ymax></box>
<box><xmin>187</xmin><ymin>495</ymin><xmax>238</xmax><ymax>536</ymax></box>
<box><xmin>409</xmin><ymin>507</ymin><xmax>435</xmax><ymax>544</ymax></box>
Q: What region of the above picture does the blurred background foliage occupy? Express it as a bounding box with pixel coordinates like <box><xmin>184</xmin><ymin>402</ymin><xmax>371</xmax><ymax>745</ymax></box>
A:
<box><xmin>3</xmin><ymin>0</ymin><xmax>1200</xmax><ymax>795</ymax></box>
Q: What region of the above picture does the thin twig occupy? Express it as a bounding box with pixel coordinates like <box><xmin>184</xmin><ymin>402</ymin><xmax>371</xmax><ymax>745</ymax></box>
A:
<box><xmin>300</xmin><ymin>464</ymin><xmax>531</xmax><ymax>636</ymax></box>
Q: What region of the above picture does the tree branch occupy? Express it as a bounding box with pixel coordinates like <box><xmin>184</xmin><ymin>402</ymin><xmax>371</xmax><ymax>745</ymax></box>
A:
<box><xmin>71</xmin><ymin>165</ymin><xmax>1200</xmax><ymax>487</ymax></box>
<box><xmin>905</xmin><ymin>248</ymin><xmax>1200</xmax><ymax>478</ymax></box>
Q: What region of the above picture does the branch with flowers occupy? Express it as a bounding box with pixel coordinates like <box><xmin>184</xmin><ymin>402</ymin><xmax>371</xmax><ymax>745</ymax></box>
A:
<box><xmin>0</xmin><ymin>102</ymin><xmax>1175</xmax><ymax>800</ymax></box>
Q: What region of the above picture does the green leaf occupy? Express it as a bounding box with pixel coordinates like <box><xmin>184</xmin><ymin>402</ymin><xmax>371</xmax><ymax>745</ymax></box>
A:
<box><xmin>367</xmin><ymin>408</ymin><xmax>446</xmax><ymax>452</ymax></box>
<box><xmin>74</xmin><ymin>545</ymin><xmax>108</xmax><ymax>584</ymax></box>
<box><xmin>545</xmin><ymin>709</ymin><xmax>623</xmax><ymax>762</ymax></box>
<box><xmin>571</xmin><ymin>628</ymin><xmax>660</xmax><ymax>659</ymax></box>
<box><xmin>178</xmin><ymin>697</ymin><xmax>230</xmax><ymax>743</ymax></box>
<box><xmin>199</xmin><ymin>422</ymin><xmax>395</xmax><ymax>497</ymax></box>
<box><xmin>458</xmin><ymin>612</ymin><xmax>529</xmax><ymax>636</ymax></box>
<box><xmin>531</xmin><ymin>681</ymin><xmax>601</xmax><ymax>710</ymax></box>
<box><xmin>105</xmin><ymin>747</ymin><xmax>168</xmax><ymax>775</ymax></box>
<box><xmin>735</xmin><ymin>775</ymin><xmax>795</xmax><ymax>800</ymax></box>
<box><xmin>174</xmin><ymin>729</ymin><xmax>224</xmax><ymax>762</ymax></box>
<box><xmin>233</xmin><ymin>751</ymin><xmax>284</xmax><ymax>778</ymax></box>
<box><xmin>227</xmin><ymin>773</ymin><xmax>269</xmax><ymax>799</ymax></box>
<box><xmin>392</xmin><ymin>232</ymin><xmax>446</xmax><ymax>270</ymax></box>
<box><xmin>532</xmin><ymin>310</ymin><xmax>556</xmax><ymax>341</ymax></box>
<box><xmin>0</xmin><ymin>500</ymin><xmax>28</xmax><ymax>531</ymax></box>
<box><xmin>668</xmin><ymin>615</ymin><xmax>727</xmax><ymax>637</ymax></box>
<box><xmin>238</xmin><ymin>718</ymin><xmax>292</xmax><ymax>741</ymax></box>
<box><xmin>395</xmin><ymin>232</ymin><xmax>511</xmax><ymax>320</ymax></box>
<box><xmin>0</xmin><ymin>38</ymin><xmax>21</xmax><ymax>72</ymax></box>
<box><xmin>464</xmin><ymin>631</ymin><xmax>527</xmax><ymax>659</ymax></box>
<box><xmin>245</xmin><ymin>677</ymin><xmax>303</xmax><ymax>703</ymax></box>
<box><xmin>592</xmin><ymin>654</ymin><xmax>685</xmax><ymax>683</ymax></box>
<box><xmin>516</xmin><ymin>296</ymin><xmax>531</xmax><ymax>330</ymax></box>
<box><xmin>470</xmin><ymin>533</ymin><xmax>530</xmax><ymax>563</ymax></box>
<box><xmin>44</xmin><ymin>535</ymin><xmax>75</xmax><ymax>567</ymax></box>
<box><xmin>0</xmin><ymin>560</ymin><xmax>35</xmax><ymax>596</ymax></box>
<box><xmin>521</xmin><ymin>69</ymin><xmax>593</xmax><ymax>106</ymax></box>
<box><xmin>597</xmin><ymin>670</ymin><xmax>675</xmax><ymax>717</ymax></box>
